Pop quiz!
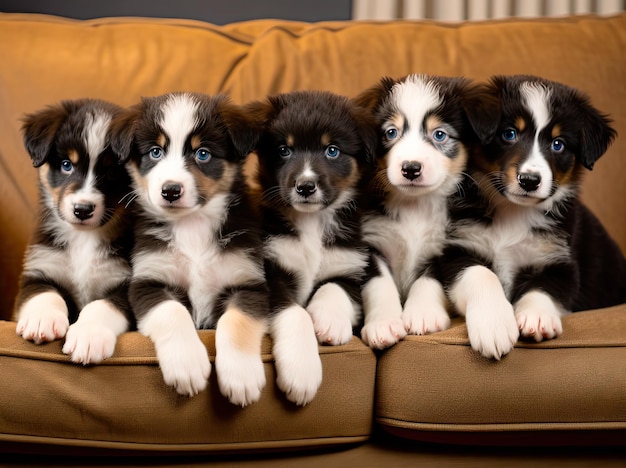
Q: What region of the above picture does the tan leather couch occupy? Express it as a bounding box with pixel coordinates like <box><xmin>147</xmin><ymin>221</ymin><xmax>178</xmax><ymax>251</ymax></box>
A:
<box><xmin>0</xmin><ymin>12</ymin><xmax>625</xmax><ymax>465</ymax></box>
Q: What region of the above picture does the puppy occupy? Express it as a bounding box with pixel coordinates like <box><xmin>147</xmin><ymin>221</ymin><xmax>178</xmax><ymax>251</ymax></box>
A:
<box><xmin>110</xmin><ymin>92</ymin><xmax>269</xmax><ymax>406</ymax></box>
<box><xmin>355</xmin><ymin>74</ymin><xmax>495</xmax><ymax>349</ymax></box>
<box><xmin>14</xmin><ymin>99</ymin><xmax>135</xmax><ymax>364</ymax></box>
<box><xmin>439</xmin><ymin>74</ymin><xmax>624</xmax><ymax>359</ymax></box>
<box><xmin>247</xmin><ymin>90</ymin><xmax>377</xmax><ymax>404</ymax></box>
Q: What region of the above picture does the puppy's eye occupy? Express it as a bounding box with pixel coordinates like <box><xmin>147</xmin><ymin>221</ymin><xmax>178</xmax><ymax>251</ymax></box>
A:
<box><xmin>551</xmin><ymin>138</ymin><xmax>565</xmax><ymax>153</ymax></box>
<box><xmin>432</xmin><ymin>129</ymin><xmax>448</xmax><ymax>142</ymax></box>
<box><xmin>385</xmin><ymin>127</ymin><xmax>398</xmax><ymax>140</ymax></box>
<box><xmin>278</xmin><ymin>145</ymin><xmax>292</xmax><ymax>158</ymax></box>
<box><xmin>502</xmin><ymin>128</ymin><xmax>517</xmax><ymax>142</ymax></box>
<box><xmin>60</xmin><ymin>160</ymin><xmax>73</xmax><ymax>173</ymax></box>
<box><xmin>325</xmin><ymin>145</ymin><xmax>340</xmax><ymax>159</ymax></box>
<box><xmin>195</xmin><ymin>148</ymin><xmax>211</xmax><ymax>162</ymax></box>
<box><xmin>149</xmin><ymin>147</ymin><xmax>163</xmax><ymax>160</ymax></box>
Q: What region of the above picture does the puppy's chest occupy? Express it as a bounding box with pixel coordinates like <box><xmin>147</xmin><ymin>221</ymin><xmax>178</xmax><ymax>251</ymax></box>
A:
<box><xmin>363</xmin><ymin>199</ymin><xmax>448</xmax><ymax>294</ymax></box>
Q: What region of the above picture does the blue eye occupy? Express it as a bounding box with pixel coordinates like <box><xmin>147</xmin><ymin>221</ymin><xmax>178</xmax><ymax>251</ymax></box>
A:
<box><xmin>502</xmin><ymin>128</ymin><xmax>517</xmax><ymax>141</ymax></box>
<box><xmin>149</xmin><ymin>147</ymin><xmax>163</xmax><ymax>160</ymax></box>
<box><xmin>433</xmin><ymin>129</ymin><xmax>448</xmax><ymax>142</ymax></box>
<box><xmin>278</xmin><ymin>145</ymin><xmax>292</xmax><ymax>158</ymax></box>
<box><xmin>60</xmin><ymin>160</ymin><xmax>73</xmax><ymax>173</ymax></box>
<box><xmin>195</xmin><ymin>148</ymin><xmax>211</xmax><ymax>162</ymax></box>
<box><xmin>325</xmin><ymin>145</ymin><xmax>340</xmax><ymax>159</ymax></box>
<box><xmin>551</xmin><ymin>138</ymin><xmax>565</xmax><ymax>153</ymax></box>
<box><xmin>385</xmin><ymin>127</ymin><xmax>398</xmax><ymax>140</ymax></box>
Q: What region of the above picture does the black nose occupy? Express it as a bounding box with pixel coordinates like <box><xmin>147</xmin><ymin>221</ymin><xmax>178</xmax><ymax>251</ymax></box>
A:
<box><xmin>401</xmin><ymin>161</ymin><xmax>422</xmax><ymax>181</ymax></box>
<box><xmin>518</xmin><ymin>172</ymin><xmax>541</xmax><ymax>192</ymax></box>
<box><xmin>161</xmin><ymin>183</ymin><xmax>183</xmax><ymax>202</ymax></box>
<box><xmin>295</xmin><ymin>179</ymin><xmax>317</xmax><ymax>198</ymax></box>
<box><xmin>73</xmin><ymin>203</ymin><xmax>95</xmax><ymax>220</ymax></box>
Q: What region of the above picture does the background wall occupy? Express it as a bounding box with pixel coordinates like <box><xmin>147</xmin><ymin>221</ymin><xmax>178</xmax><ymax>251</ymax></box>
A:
<box><xmin>0</xmin><ymin>0</ymin><xmax>352</xmax><ymax>23</ymax></box>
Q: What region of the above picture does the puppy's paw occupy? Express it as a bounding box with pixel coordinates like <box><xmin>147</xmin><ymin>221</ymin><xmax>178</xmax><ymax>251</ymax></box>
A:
<box><xmin>216</xmin><ymin>349</ymin><xmax>266</xmax><ymax>407</ymax></box>
<box><xmin>307</xmin><ymin>283</ymin><xmax>355</xmax><ymax>346</ymax></box>
<box><xmin>62</xmin><ymin>300</ymin><xmax>129</xmax><ymax>364</ymax></box>
<box><xmin>361</xmin><ymin>318</ymin><xmax>407</xmax><ymax>350</ymax></box>
<box><xmin>515</xmin><ymin>291</ymin><xmax>565</xmax><ymax>342</ymax></box>
<box><xmin>466</xmin><ymin>297</ymin><xmax>519</xmax><ymax>360</ymax></box>
<box><xmin>402</xmin><ymin>276</ymin><xmax>450</xmax><ymax>335</ymax></box>
<box><xmin>157</xmin><ymin>335</ymin><xmax>211</xmax><ymax>397</ymax></box>
<box><xmin>16</xmin><ymin>292</ymin><xmax>69</xmax><ymax>344</ymax></box>
<box><xmin>272</xmin><ymin>305</ymin><xmax>322</xmax><ymax>406</ymax></box>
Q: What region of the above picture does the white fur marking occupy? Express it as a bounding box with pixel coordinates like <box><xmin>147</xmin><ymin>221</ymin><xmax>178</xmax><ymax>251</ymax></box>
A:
<box><xmin>307</xmin><ymin>282</ymin><xmax>356</xmax><ymax>345</ymax></box>
<box><xmin>515</xmin><ymin>290</ymin><xmax>567</xmax><ymax>342</ymax></box>
<box><xmin>16</xmin><ymin>291</ymin><xmax>69</xmax><ymax>344</ymax></box>
<box><xmin>402</xmin><ymin>276</ymin><xmax>450</xmax><ymax>335</ymax></box>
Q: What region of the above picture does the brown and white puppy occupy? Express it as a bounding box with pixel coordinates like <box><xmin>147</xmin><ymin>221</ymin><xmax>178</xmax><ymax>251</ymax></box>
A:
<box><xmin>247</xmin><ymin>90</ymin><xmax>377</xmax><ymax>404</ymax></box>
<box><xmin>111</xmin><ymin>92</ymin><xmax>269</xmax><ymax>406</ymax></box>
<box><xmin>439</xmin><ymin>75</ymin><xmax>624</xmax><ymax>359</ymax></box>
<box><xmin>355</xmin><ymin>74</ymin><xmax>495</xmax><ymax>349</ymax></box>
<box><xmin>15</xmin><ymin>99</ymin><xmax>135</xmax><ymax>364</ymax></box>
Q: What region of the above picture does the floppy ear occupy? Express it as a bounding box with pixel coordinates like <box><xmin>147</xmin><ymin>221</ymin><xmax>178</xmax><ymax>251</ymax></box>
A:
<box><xmin>21</xmin><ymin>102</ymin><xmax>72</xmax><ymax>167</ymax></box>
<box><xmin>109</xmin><ymin>104</ymin><xmax>142</xmax><ymax>164</ymax></box>
<box><xmin>578</xmin><ymin>104</ymin><xmax>617</xmax><ymax>170</ymax></box>
<box><xmin>220</xmin><ymin>100</ymin><xmax>261</xmax><ymax>160</ymax></box>
<box><xmin>354</xmin><ymin>76</ymin><xmax>397</xmax><ymax>111</ymax></box>
<box><xmin>462</xmin><ymin>81</ymin><xmax>501</xmax><ymax>144</ymax></box>
<box><xmin>350</xmin><ymin>103</ymin><xmax>378</xmax><ymax>165</ymax></box>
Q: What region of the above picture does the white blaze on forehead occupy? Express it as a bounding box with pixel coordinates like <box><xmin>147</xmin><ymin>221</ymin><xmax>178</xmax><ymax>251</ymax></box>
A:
<box><xmin>521</xmin><ymin>82</ymin><xmax>552</xmax><ymax>133</ymax></box>
<box><xmin>390</xmin><ymin>75</ymin><xmax>442</xmax><ymax>132</ymax></box>
<box><xmin>160</xmin><ymin>94</ymin><xmax>200</xmax><ymax>157</ymax></box>
<box><xmin>81</xmin><ymin>110</ymin><xmax>112</xmax><ymax>192</ymax></box>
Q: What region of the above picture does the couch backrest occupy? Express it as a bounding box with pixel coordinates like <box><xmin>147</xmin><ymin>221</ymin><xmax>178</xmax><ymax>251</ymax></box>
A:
<box><xmin>1</xmin><ymin>13</ymin><xmax>625</xmax><ymax>318</ymax></box>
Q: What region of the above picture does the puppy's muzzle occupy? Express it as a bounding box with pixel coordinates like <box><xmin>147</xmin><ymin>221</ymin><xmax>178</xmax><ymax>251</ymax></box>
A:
<box><xmin>401</xmin><ymin>160</ymin><xmax>423</xmax><ymax>181</ymax></box>
<box><xmin>517</xmin><ymin>172</ymin><xmax>541</xmax><ymax>192</ymax></box>
<box><xmin>161</xmin><ymin>182</ymin><xmax>184</xmax><ymax>202</ymax></box>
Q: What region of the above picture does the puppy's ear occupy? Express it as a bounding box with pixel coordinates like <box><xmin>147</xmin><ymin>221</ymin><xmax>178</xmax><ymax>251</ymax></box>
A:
<box><xmin>110</xmin><ymin>104</ymin><xmax>142</xmax><ymax>163</ymax></box>
<box><xmin>462</xmin><ymin>81</ymin><xmax>501</xmax><ymax>144</ymax></box>
<box><xmin>354</xmin><ymin>76</ymin><xmax>397</xmax><ymax>110</ymax></box>
<box><xmin>578</xmin><ymin>103</ymin><xmax>616</xmax><ymax>170</ymax></box>
<box><xmin>350</xmin><ymin>103</ymin><xmax>379</xmax><ymax>165</ymax></box>
<box><xmin>21</xmin><ymin>102</ymin><xmax>72</xmax><ymax>167</ymax></box>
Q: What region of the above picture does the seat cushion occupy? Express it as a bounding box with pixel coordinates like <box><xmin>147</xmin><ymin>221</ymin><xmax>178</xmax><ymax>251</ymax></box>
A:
<box><xmin>0</xmin><ymin>321</ymin><xmax>376</xmax><ymax>454</ymax></box>
<box><xmin>375</xmin><ymin>305</ymin><xmax>626</xmax><ymax>446</ymax></box>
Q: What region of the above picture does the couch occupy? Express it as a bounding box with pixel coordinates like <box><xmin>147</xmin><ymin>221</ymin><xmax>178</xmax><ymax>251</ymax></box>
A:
<box><xmin>0</xmin><ymin>12</ymin><xmax>625</xmax><ymax>465</ymax></box>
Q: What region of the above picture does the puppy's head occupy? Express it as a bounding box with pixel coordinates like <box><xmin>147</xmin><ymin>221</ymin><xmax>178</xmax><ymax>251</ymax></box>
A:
<box><xmin>22</xmin><ymin>99</ymin><xmax>130</xmax><ymax>229</ymax></box>
<box><xmin>355</xmin><ymin>74</ymin><xmax>495</xmax><ymax>198</ymax></box>
<box><xmin>247</xmin><ymin>90</ymin><xmax>377</xmax><ymax>213</ymax></box>
<box><xmin>475</xmin><ymin>75</ymin><xmax>616</xmax><ymax>208</ymax></box>
<box><xmin>111</xmin><ymin>93</ymin><xmax>257</xmax><ymax>219</ymax></box>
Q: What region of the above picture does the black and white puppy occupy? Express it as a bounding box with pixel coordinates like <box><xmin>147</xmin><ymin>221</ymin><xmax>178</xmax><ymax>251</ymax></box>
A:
<box><xmin>247</xmin><ymin>90</ymin><xmax>377</xmax><ymax>404</ymax></box>
<box><xmin>111</xmin><ymin>92</ymin><xmax>269</xmax><ymax>406</ymax></box>
<box><xmin>355</xmin><ymin>74</ymin><xmax>495</xmax><ymax>349</ymax></box>
<box><xmin>14</xmin><ymin>99</ymin><xmax>135</xmax><ymax>364</ymax></box>
<box><xmin>439</xmin><ymin>75</ymin><xmax>624</xmax><ymax>359</ymax></box>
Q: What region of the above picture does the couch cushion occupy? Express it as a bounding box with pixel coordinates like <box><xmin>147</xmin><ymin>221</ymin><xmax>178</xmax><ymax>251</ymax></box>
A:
<box><xmin>0</xmin><ymin>321</ymin><xmax>376</xmax><ymax>454</ymax></box>
<box><xmin>375</xmin><ymin>305</ymin><xmax>626</xmax><ymax>445</ymax></box>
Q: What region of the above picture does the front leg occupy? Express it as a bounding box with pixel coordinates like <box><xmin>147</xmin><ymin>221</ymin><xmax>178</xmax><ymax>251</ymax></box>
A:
<box><xmin>307</xmin><ymin>281</ymin><xmax>358</xmax><ymax>346</ymax></box>
<box><xmin>15</xmin><ymin>289</ymin><xmax>70</xmax><ymax>344</ymax></box>
<box><xmin>361</xmin><ymin>255</ymin><xmax>406</xmax><ymax>349</ymax></box>
<box><xmin>402</xmin><ymin>275</ymin><xmax>450</xmax><ymax>335</ymax></box>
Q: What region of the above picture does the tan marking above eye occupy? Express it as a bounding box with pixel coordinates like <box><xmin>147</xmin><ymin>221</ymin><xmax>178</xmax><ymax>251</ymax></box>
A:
<box><xmin>286</xmin><ymin>135</ymin><xmax>294</xmax><ymax>147</ymax></box>
<box><xmin>191</xmin><ymin>134</ymin><xmax>202</xmax><ymax>150</ymax></box>
<box><xmin>514</xmin><ymin>117</ymin><xmax>526</xmax><ymax>133</ymax></box>
<box><xmin>67</xmin><ymin>149</ymin><xmax>80</xmax><ymax>165</ymax></box>
<box><xmin>157</xmin><ymin>133</ymin><xmax>167</xmax><ymax>148</ymax></box>
<box><xmin>321</xmin><ymin>133</ymin><xmax>331</xmax><ymax>147</ymax></box>
<box><xmin>425</xmin><ymin>115</ymin><xmax>444</xmax><ymax>133</ymax></box>
<box><xmin>551</xmin><ymin>124</ymin><xmax>561</xmax><ymax>139</ymax></box>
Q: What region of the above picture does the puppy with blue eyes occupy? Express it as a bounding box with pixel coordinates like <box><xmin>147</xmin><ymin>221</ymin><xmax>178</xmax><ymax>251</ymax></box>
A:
<box><xmin>247</xmin><ymin>90</ymin><xmax>377</xmax><ymax>405</ymax></box>
<box><xmin>111</xmin><ymin>92</ymin><xmax>270</xmax><ymax>406</ymax></box>
<box><xmin>14</xmin><ymin>99</ymin><xmax>135</xmax><ymax>364</ymax></box>
<box><xmin>439</xmin><ymin>75</ymin><xmax>625</xmax><ymax>360</ymax></box>
<box><xmin>355</xmin><ymin>74</ymin><xmax>493</xmax><ymax>349</ymax></box>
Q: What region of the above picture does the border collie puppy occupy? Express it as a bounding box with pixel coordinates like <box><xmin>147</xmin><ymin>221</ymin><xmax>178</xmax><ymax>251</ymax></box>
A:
<box><xmin>247</xmin><ymin>90</ymin><xmax>377</xmax><ymax>404</ymax></box>
<box><xmin>355</xmin><ymin>74</ymin><xmax>496</xmax><ymax>349</ymax></box>
<box><xmin>439</xmin><ymin>75</ymin><xmax>624</xmax><ymax>359</ymax></box>
<box><xmin>14</xmin><ymin>99</ymin><xmax>135</xmax><ymax>364</ymax></box>
<box><xmin>110</xmin><ymin>92</ymin><xmax>269</xmax><ymax>406</ymax></box>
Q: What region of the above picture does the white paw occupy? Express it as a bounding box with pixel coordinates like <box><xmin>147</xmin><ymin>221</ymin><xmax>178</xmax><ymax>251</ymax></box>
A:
<box><xmin>215</xmin><ymin>307</ymin><xmax>267</xmax><ymax>407</ymax></box>
<box><xmin>361</xmin><ymin>318</ymin><xmax>407</xmax><ymax>350</ymax></box>
<box><xmin>515</xmin><ymin>290</ymin><xmax>565</xmax><ymax>342</ymax></box>
<box><xmin>451</xmin><ymin>266</ymin><xmax>519</xmax><ymax>360</ymax></box>
<box><xmin>216</xmin><ymin>348</ymin><xmax>266</xmax><ymax>407</ymax></box>
<box><xmin>307</xmin><ymin>283</ymin><xmax>356</xmax><ymax>346</ymax></box>
<box><xmin>16</xmin><ymin>292</ymin><xmax>69</xmax><ymax>344</ymax></box>
<box><xmin>272</xmin><ymin>305</ymin><xmax>323</xmax><ymax>406</ymax></box>
<box><xmin>402</xmin><ymin>277</ymin><xmax>450</xmax><ymax>335</ymax></box>
<box><xmin>141</xmin><ymin>301</ymin><xmax>211</xmax><ymax>396</ymax></box>
<box><xmin>62</xmin><ymin>300</ymin><xmax>129</xmax><ymax>364</ymax></box>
